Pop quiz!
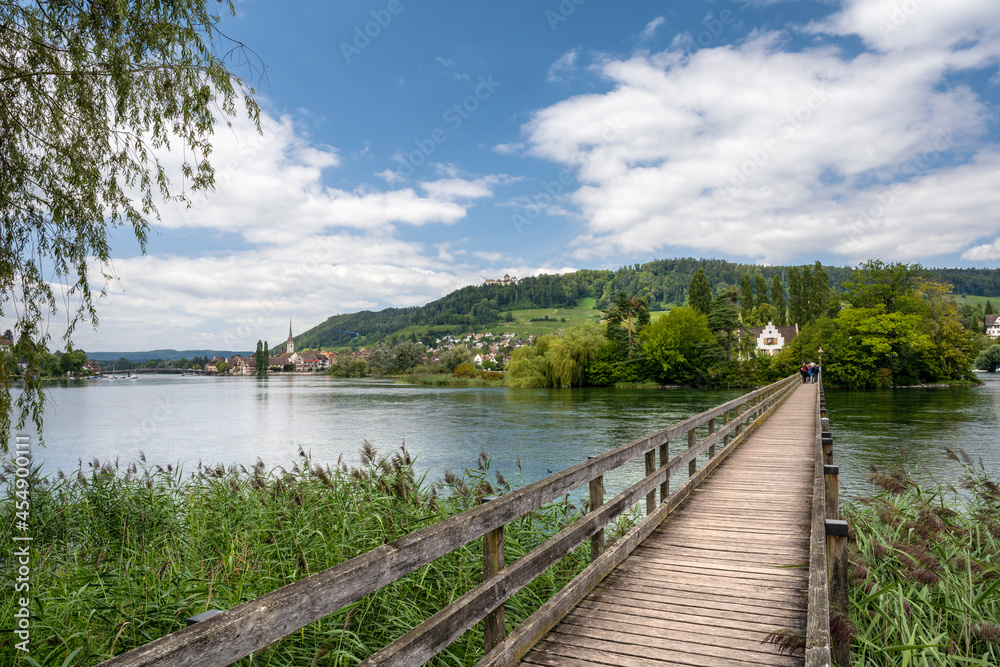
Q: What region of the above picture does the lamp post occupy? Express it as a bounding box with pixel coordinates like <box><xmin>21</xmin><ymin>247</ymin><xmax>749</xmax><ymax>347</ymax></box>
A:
<box><xmin>817</xmin><ymin>347</ymin><xmax>823</xmax><ymax>378</ymax></box>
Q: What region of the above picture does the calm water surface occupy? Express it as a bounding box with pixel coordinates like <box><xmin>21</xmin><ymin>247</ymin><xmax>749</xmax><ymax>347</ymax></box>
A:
<box><xmin>16</xmin><ymin>373</ymin><xmax>1000</xmax><ymax>498</ymax></box>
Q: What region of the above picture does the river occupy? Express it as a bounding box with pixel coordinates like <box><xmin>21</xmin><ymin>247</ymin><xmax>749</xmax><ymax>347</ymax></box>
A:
<box><xmin>14</xmin><ymin>373</ymin><xmax>1000</xmax><ymax>498</ymax></box>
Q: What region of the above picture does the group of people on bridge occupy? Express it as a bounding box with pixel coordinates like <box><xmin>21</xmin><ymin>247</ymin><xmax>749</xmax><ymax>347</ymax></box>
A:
<box><xmin>800</xmin><ymin>362</ymin><xmax>821</xmax><ymax>383</ymax></box>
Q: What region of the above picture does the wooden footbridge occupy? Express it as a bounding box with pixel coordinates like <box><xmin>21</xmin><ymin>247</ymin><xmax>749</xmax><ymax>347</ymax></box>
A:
<box><xmin>102</xmin><ymin>374</ymin><xmax>849</xmax><ymax>667</ymax></box>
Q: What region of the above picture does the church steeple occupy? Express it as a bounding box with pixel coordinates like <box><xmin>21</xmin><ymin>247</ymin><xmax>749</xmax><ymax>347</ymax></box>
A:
<box><xmin>287</xmin><ymin>317</ymin><xmax>295</xmax><ymax>354</ymax></box>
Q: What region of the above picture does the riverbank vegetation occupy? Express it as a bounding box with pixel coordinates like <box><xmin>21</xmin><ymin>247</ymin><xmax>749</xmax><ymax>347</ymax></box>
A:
<box><xmin>505</xmin><ymin>261</ymin><xmax>988</xmax><ymax>389</ymax></box>
<box><xmin>843</xmin><ymin>453</ymin><xmax>1000</xmax><ymax>665</ymax></box>
<box><xmin>0</xmin><ymin>447</ymin><xmax>593</xmax><ymax>665</ymax></box>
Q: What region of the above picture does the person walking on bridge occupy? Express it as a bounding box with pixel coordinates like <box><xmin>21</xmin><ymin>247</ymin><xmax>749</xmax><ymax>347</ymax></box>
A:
<box><xmin>800</xmin><ymin>363</ymin><xmax>809</xmax><ymax>383</ymax></box>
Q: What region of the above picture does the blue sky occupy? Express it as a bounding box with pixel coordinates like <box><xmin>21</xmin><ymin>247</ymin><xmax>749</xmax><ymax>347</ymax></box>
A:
<box><xmin>63</xmin><ymin>0</ymin><xmax>1000</xmax><ymax>350</ymax></box>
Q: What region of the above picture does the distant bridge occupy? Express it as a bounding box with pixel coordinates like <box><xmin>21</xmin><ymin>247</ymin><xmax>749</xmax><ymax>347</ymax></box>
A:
<box><xmin>100</xmin><ymin>375</ymin><xmax>847</xmax><ymax>667</ymax></box>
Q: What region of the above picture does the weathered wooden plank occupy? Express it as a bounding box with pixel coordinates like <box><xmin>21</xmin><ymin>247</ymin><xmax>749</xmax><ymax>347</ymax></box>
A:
<box><xmin>549</xmin><ymin>624</ymin><xmax>803</xmax><ymax>666</ymax></box>
<box><xmin>480</xmin><ymin>382</ymin><xmax>803</xmax><ymax>667</ymax></box>
<box><xmin>100</xmin><ymin>378</ymin><xmax>799</xmax><ymax>666</ymax></box>
<box><xmin>364</xmin><ymin>383</ymin><xmax>803</xmax><ymax>667</ymax></box>
<box><xmin>535</xmin><ymin>633</ymin><xmax>775</xmax><ymax>667</ymax></box>
<box><xmin>805</xmin><ymin>384</ymin><xmax>832</xmax><ymax>667</ymax></box>
<box><xmin>518</xmin><ymin>383</ymin><xmax>816</xmax><ymax>667</ymax></box>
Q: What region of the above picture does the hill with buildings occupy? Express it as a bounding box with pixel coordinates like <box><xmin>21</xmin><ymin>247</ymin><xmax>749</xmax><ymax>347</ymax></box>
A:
<box><xmin>293</xmin><ymin>259</ymin><xmax>1000</xmax><ymax>350</ymax></box>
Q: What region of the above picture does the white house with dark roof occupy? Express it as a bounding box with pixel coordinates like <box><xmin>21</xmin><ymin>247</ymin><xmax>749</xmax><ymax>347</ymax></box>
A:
<box><xmin>747</xmin><ymin>322</ymin><xmax>799</xmax><ymax>357</ymax></box>
<box><xmin>987</xmin><ymin>314</ymin><xmax>1000</xmax><ymax>338</ymax></box>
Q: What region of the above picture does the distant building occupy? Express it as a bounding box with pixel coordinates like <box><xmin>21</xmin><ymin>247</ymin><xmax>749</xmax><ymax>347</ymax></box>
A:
<box><xmin>227</xmin><ymin>355</ymin><xmax>255</xmax><ymax>376</ymax></box>
<box><xmin>286</xmin><ymin>318</ymin><xmax>295</xmax><ymax>354</ymax></box>
<box><xmin>747</xmin><ymin>322</ymin><xmax>799</xmax><ymax>357</ymax></box>
<box><xmin>484</xmin><ymin>273</ymin><xmax>516</xmax><ymax>286</ymax></box>
<box><xmin>987</xmin><ymin>314</ymin><xmax>1000</xmax><ymax>338</ymax></box>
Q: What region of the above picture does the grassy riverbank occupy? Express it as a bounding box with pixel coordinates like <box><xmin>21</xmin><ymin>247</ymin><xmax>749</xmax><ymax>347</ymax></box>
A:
<box><xmin>400</xmin><ymin>372</ymin><xmax>507</xmax><ymax>387</ymax></box>
<box><xmin>843</xmin><ymin>452</ymin><xmax>1000</xmax><ymax>665</ymax></box>
<box><xmin>0</xmin><ymin>447</ymin><xmax>592</xmax><ymax>666</ymax></box>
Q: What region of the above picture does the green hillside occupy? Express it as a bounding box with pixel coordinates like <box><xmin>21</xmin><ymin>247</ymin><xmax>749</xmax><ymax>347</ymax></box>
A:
<box><xmin>293</xmin><ymin>259</ymin><xmax>1000</xmax><ymax>350</ymax></box>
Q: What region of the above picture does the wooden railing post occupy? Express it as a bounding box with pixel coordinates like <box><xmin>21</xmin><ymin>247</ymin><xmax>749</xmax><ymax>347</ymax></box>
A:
<box><xmin>588</xmin><ymin>458</ymin><xmax>605</xmax><ymax>560</ymax></box>
<box><xmin>481</xmin><ymin>496</ymin><xmax>505</xmax><ymax>652</ymax></box>
<box><xmin>722</xmin><ymin>410</ymin><xmax>730</xmax><ymax>446</ymax></box>
<box><xmin>707</xmin><ymin>418</ymin><xmax>716</xmax><ymax>458</ymax></box>
<box><xmin>824</xmin><ymin>465</ymin><xmax>840</xmax><ymax>521</ymax></box>
<box><xmin>659</xmin><ymin>441</ymin><xmax>669</xmax><ymax>502</ymax></box>
<box><xmin>645</xmin><ymin>450</ymin><xmax>656</xmax><ymax>515</ymax></box>
<box><xmin>687</xmin><ymin>429</ymin><xmax>696</xmax><ymax>477</ymax></box>
<box><xmin>826</xmin><ymin>519</ymin><xmax>850</xmax><ymax>667</ymax></box>
<box><xmin>822</xmin><ymin>432</ymin><xmax>833</xmax><ymax>465</ymax></box>
<box><xmin>735</xmin><ymin>403</ymin><xmax>744</xmax><ymax>436</ymax></box>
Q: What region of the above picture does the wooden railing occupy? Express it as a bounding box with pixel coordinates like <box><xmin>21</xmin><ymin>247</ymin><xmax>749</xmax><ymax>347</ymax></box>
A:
<box><xmin>805</xmin><ymin>376</ymin><xmax>848</xmax><ymax>667</ymax></box>
<box><xmin>99</xmin><ymin>374</ymin><xmax>802</xmax><ymax>667</ymax></box>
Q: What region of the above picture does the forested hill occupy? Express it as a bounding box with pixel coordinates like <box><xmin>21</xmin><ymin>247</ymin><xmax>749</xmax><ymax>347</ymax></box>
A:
<box><xmin>294</xmin><ymin>259</ymin><xmax>1000</xmax><ymax>349</ymax></box>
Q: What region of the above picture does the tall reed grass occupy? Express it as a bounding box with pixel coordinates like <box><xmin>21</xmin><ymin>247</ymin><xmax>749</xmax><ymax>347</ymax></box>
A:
<box><xmin>0</xmin><ymin>445</ymin><xmax>594</xmax><ymax>666</ymax></box>
<box><xmin>844</xmin><ymin>448</ymin><xmax>1000</xmax><ymax>666</ymax></box>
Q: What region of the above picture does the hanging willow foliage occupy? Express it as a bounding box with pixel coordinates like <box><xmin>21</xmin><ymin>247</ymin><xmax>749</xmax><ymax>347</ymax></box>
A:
<box><xmin>0</xmin><ymin>0</ymin><xmax>262</xmax><ymax>449</ymax></box>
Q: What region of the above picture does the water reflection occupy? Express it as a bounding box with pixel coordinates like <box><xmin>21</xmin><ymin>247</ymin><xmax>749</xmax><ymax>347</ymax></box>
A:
<box><xmin>826</xmin><ymin>373</ymin><xmax>1000</xmax><ymax>496</ymax></box>
<box><xmin>16</xmin><ymin>374</ymin><xmax>1000</xmax><ymax>503</ymax></box>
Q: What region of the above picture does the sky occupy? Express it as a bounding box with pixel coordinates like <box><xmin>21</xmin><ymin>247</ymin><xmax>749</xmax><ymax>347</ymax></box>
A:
<box><xmin>47</xmin><ymin>0</ymin><xmax>1000</xmax><ymax>351</ymax></box>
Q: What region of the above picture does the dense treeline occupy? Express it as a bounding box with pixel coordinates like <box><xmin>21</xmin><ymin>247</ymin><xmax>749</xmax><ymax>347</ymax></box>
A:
<box><xmin>508</xmin><ymin>261</ymin><xmax>988</xmax><ymax>389</ymax></box>
<box><xmin>295</xmin><ymin>259</ymin><xmax>1000</xmax><ymax>350</ymax></box>
<box><xmin>929</xmin><ymin>267</ymin><xmax>1000</xmax><ymax>296</ymax></box>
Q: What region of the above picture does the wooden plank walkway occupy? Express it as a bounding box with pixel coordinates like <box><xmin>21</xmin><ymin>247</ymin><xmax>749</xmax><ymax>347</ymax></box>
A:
<box><xmin>521</xmin><ymin>383</ymin><xmax>818</xmax><ymax>667</ymax></box>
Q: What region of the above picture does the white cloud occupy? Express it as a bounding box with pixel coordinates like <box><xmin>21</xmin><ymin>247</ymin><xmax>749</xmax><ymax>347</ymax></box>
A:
<box><xmin>808</xmin><ymin>0</ymin><xmax>1000</xmax><ymax>54</ymax></box>
<box><xmin>961</xmin><ymin>238</ymin><xmax>1000</xmax><ymax>263</ymax></box>
<box><xmin>641</xmin><ymin>17</ymin><xmax>666</xmax><ymax>41</ymax></box>
<box><xmin>420</xmin><ymin>177</ymin><xmax>496</xmax><ymax>200</ymax></box>
<box><xmin>472</xmin><ymin>251</ymin><xmax>508</xmax><ymax>263</ymax></box>
<box><xmin>65</xmin><ymin>106</ymin><xmax>515</xmax><ymax>350</ymax></box>
<box><xmin>547</xmin><ymin>48</ymin><xmax>580</xmax><ymax>83</ymax></box>
<box><xmin>521</xmin><ymin>11</ymin><xmax>1000</xmax><ymax>264</ymax></box>
<box><xmin>493</xmin><ymin>142</ymin><xmax>525</xmax><ymax>155</ymax></box>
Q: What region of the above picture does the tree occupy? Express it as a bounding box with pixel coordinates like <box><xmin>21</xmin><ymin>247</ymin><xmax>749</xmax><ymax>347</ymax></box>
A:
<box><xmin>546</xmin><ymin>322</ymin><xmax>607</xmax><ymax>387</ymax></box>
<box><xmin>771</xmin><ymin>275</ymin><xmax>786</xmax><ymax>326</ymax></box>
<box><xmin>807</xmin><ymin>262</ymin><xmax>832</xmax><ymax>323</ymax></box>
<box><xmin>215</xmin><ymin>360</ymin><xmax>230</xmax><ymax>374</ymax></box>
<box><xmin>1</xmin><ymin>1</ymin><xmax>261</xmax><ymax>449</ymax></box>
<box><xmin>688</xmin><ymin>269</ymin><xmax>712</xmax><ymax>315</ymax></box>
<box><xmin>841</xmin><ymin>260</ymin><xmax>925</xmax><ymax>313</ymax></box>
<box><xmin>604</xmin><ymin>292</ymin><xmax>650</xmax><ymax>358</ymax></box>
<box><xmin>58</xmin><ymin>348</ymin><xmax>87</xmax><ymax>375</ymax></box>
<box><xmin>392</xmin><ymin>341</ymin><xmax>425</xmax><ymax>373</ymax></box>
<box><xmin>788</xmin><ymin>266</ymin><xmax>804</xmax><ymax>326</ymax></box>
<box><xmin>440</xmin><ymin>345</ymin><xmax>473</xmax><ymax>372</ymax></box>
<box><xmin>739</xmin><ymin>274</ymin><xmax>754</xmax><ymax>320</ymax></box>
<box><xmin>707</xmin><ymin>290</ymin><xmax>740</xmax><ymax>361</ymax></box>
<box><xmin>975</xmin><ymin>344</ymin><xmax>1000</xmax><ymax>372</ymax></box>
<box><xmin>254</xmin><ymin>340</ymin><xmax>266</xmax><ymax>375</ymax></box>
<box><xmin>754</xmin><ymin>274</ymin><xmax>770</xmax><ymax>307</ymax></box>
<box><xmin>745</xmin><ymin>303</ymin><xmax>779</xmax><ymax>328</ymax></box>
<box><xmin>643</xmin><ymin>307</ymin><xmax>720</xmax><ymax>386</ymax></box>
